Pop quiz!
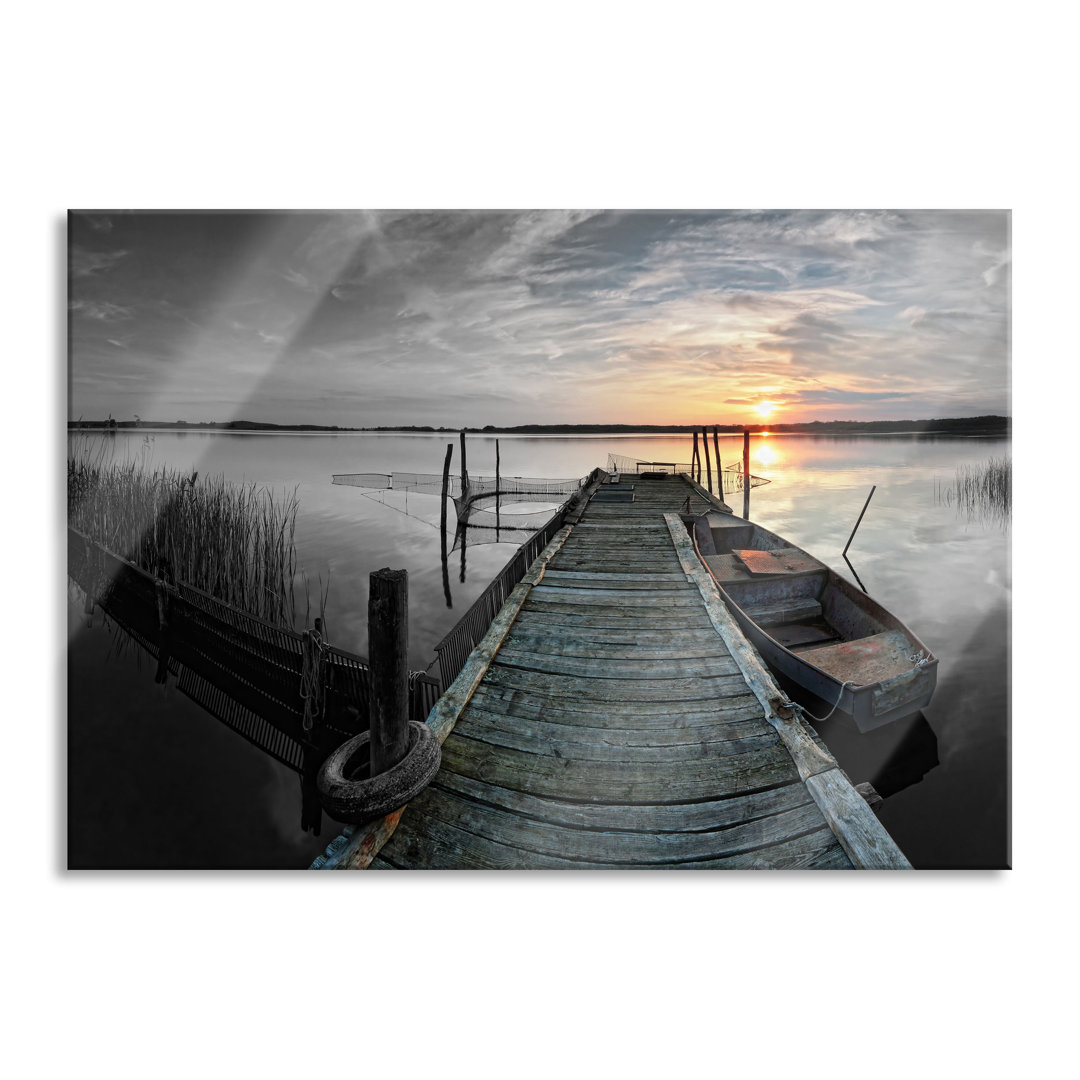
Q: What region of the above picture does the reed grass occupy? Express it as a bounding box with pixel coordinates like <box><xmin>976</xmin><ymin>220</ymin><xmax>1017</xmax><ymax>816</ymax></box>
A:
<box><xmin>936</xmin><ymin>456</ymin><xmax>1011</xmax><ymax>526</ymax></box>
<box><xmin>69</xmin><ymin>443</ymin><xmax>302</xmax><ymax>627</ymax></box>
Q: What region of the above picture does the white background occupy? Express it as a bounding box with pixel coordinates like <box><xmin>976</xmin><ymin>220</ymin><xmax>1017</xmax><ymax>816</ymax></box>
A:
<box><xmin>6</xmin><ymin>3</ymin><xmax>1070</xmax><ymax>1077</ymax></box>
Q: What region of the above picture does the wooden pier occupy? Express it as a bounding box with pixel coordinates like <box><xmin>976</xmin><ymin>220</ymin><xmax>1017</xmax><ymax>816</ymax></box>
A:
<box><xmin>314</xmin><ymin>473</ymin><xmax>910</xmax><ymax>870</ymax></box>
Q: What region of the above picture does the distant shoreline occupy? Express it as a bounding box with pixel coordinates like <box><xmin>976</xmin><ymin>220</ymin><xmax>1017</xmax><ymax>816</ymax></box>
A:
<box><xmin>68</xmin><ymin>415</ymin><xmax>1011</xmax><ymax>437</ymax></box>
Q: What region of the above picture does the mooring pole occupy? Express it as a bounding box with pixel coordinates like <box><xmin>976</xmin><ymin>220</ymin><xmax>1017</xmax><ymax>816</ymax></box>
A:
<box><xmin>459</xmin><ymin>430</ymin><xmax>468</xmax><ymax>497</ymax></box>
<box><xmin>842</xmin><ymin>486</ymin><xmax>877</xmax><ymax>558</ymax></box>
<box><xmin>701</xmin><ymin>425</ymin><xmax>712</xmax><ymax>495</ymax></box>
<box><xmin>440</xmin><ymin>443</ymin><xmax>453</xmax><ymax>608</ymax></box>
<box><xmin>368</xmin><ymin>568</ymin><xmax>410</xmax><ymax>777</ymax></box>
<box><xmin>742</xmin><ymin>429</ymin><xmax>751</xmax><ymax>519</ymax></box>
<box><xmin>692</xmin><ymin>430</ymin><xmax>700</xmax><ymax>482</ymax></box>
<box><xmin>440</xmin><ymin>443</ymin><xmax>453</xmax><ymax>540</ymax></box>
<box><xmin>713</xmin><ymin>426</ymin><xmax>722</xmax><ymax>490</ymax></box>
<box><xmin>495</xmin><ymin>438</ymin><xmax>501</xmax><ymax>535</ymax></box>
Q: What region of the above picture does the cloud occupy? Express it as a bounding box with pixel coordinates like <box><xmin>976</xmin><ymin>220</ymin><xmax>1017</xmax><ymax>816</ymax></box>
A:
<box><xmin>66</xmin><ymin>209</ymin><xmax>1010</xmax><ymax>426</ymax></box>
<box><xmin>70</xmin><ymin>246</ymin><xmax>128</xmax><ymax>277</ymax></box>
<box><xmin>70</xmin><ymin>299</ymin><xmax>133</xmax><ymax>321</ymax></box>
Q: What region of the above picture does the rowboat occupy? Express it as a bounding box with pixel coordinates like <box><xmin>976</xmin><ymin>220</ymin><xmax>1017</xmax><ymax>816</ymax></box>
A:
<box><xmin>688</xmin><ymin>509</ymin><xmax>937</xmax><ymax>731</ymax></box>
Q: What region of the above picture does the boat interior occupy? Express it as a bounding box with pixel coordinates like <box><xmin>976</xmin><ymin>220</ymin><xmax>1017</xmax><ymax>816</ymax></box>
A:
<box><xmin>691</xmin><ymin>511</ymin><xmax>925</xmax><ymax>687</ymax></box>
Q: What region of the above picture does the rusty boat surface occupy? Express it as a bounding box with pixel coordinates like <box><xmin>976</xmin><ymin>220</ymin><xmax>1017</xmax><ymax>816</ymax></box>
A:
<box><xmin>689</xmin><ymin>509</ymin><xmax>937</xmax><ymax>732</ymax></box>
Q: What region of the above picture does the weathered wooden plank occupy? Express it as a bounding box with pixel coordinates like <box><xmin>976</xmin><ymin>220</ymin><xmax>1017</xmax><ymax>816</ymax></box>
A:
<box><xmin>527</xmin><ymin>586</ymin><xmax>702</xmax><ymax>608</ymax></box>
<box><xmin>540</xmin><ymin>578</ymin><xmax>691</xmax><ymax>596</ymax></box>
<box><xmin>571</xmin><ymin>522</ymin><xmax>669</xmax><ymax>531</ymax></box>
<box><xmin>548</xmin><ymin>561</ymin><xmax>682</xmax><ymax>576</ymax></box>
<box><xmin>454</xmin><ymin>704</ymin><xmax>776</xmax><ymax>761</ymax></box>
<box><xmin>491</xmin><ymin>647</ymin><xmax>740</xmax><ymax>681</ymax></box>
<box><xmin>499</xmin><ymin>633</ymin><xmax>735</xmax><ymax>662</ymax></box>
<box><xmin>383</xmin><ymin>798</ymin><xmax>849</xmax><ymax>869</ymax></box>
<box><xmin>805</xmin><ymin>769</ymin><xmax>912</xmax><ymax>869</ymax></box>
<box><xmin>468</xmin><ymin>683</ymin><xmax>765</xmax><ymax>725</ymax></box>
<box><xmin>503</xmin><ymin>625</ymin><xmax>728</xmax><ymax>648</ymax></box>
<box><xmin>409</xmin><ymin>783</ymin><xmax>835</xmax><ymax>864</ymax></box>
<box><xmin>518</xmin><ymin>602</ymin><xmax>715</xmax><ymax>627</ymax></box>
<box><xmin>434</xmin><ymin>769</ymin><xmax>814</xmax><ymax>832</ymax></box>
<box><xmin>483</xmin><ymin>664</ymin><xmax>752</xmax><ymax>701</ymax></box>
<box><xmin>439</xmin><ymin>734</ymin><xmax>799</xmax><ymax>802</ymax></box>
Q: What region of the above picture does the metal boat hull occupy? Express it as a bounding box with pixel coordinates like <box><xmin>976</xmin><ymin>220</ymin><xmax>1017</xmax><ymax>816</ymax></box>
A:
<box><xmin>691</xmin><ymin>512</ymin><xmax>938</xmax><ymax>732</ymax></box>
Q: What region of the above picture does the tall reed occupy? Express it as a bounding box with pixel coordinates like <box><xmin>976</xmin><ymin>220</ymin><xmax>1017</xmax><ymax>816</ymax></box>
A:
<box><xmin>68</xmin><ymin>445</ymin><xmax>301</xmax><ymax>627</ymax></box>
<box><xmin>936</xmin><ymin>456</ymin><xmax>1011</xmax><ymax>527</ymax></box>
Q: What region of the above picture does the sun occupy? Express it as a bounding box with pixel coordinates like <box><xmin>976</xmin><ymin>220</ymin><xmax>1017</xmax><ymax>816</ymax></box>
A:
<box><xmin>754</xmin><ymin>400</ymin><xmax>778</xmax><ymax>420</ymax></box>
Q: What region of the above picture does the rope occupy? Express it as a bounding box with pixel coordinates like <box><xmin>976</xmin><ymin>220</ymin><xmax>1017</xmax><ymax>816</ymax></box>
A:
<box><xmin>300</xmin><ymin>624</ymin><xmax>329</xmax><ymax>732</ymax></box>
<box><xmin>782</xmin><ymin>680</ymin><xmax>858</xmax><ymax>724</ymax></box>
<box><xmin>783</xmin><ymin>653</ymin><xmax>933</xmax><ymax>725</ymax></box>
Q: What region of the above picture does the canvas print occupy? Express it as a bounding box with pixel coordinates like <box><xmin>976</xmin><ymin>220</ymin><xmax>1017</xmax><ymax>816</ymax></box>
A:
<box><xmin>67</xmin><ymin>209</ymin><xmax>1010</xmax><ymax>870</ymax></box>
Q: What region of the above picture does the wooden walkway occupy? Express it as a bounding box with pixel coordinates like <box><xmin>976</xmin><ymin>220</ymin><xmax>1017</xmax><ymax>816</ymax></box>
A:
<box><xmin>347</xmin><ymin>473</ymin><xmax>893</xmax><ymax>869</ymax></box>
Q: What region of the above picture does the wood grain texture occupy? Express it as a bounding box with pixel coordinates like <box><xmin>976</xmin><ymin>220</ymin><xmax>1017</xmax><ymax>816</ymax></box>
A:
<box><xmin>326</xmin><ymin>474</ymin><xmax>896</xmax><ymax>870</ymax></box>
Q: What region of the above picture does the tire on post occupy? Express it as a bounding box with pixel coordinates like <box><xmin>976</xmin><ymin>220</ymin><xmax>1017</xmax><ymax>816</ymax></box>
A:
<box><xmin>316</xmin><ymin>720</ymin><xmax>441</xmax><ymax>824</ymax></box>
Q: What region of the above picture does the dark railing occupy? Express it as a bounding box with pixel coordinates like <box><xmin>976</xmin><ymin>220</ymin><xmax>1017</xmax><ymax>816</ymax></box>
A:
<box><xmin>69</xmin><ymin>527</ymin><xmax>441</xmax><ymax>773</ymax></box>
<box><xmin>432</xmin><ymin>467</ymin><xmax>604</xmax><ymax>692</ymax></box>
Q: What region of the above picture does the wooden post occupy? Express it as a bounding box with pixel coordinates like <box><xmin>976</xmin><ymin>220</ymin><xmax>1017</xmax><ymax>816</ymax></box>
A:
<box><xmin>742</xmin><ymin>429</ymin><xmax>751</xmax><ymax>519</ymax></box>
<box><xmin>440</xmin><ymin>443</ymin><xmax>453</xmax><ymax>608</ymax></box>
<box><xmin>692</xmin><ymin>430</ymin><xmax>700</xmax><ymax>482</ymax></box>
<box><xmin>713</xmin><ymin>426</ymin><xmax>722</xmax><ymax>491</ymax></box>
<box><xmin>495</xmin><ymin>438</ymin><xmax>501</xmax><ymax>535</ymax></box>
<box><xmin>368</xmin><ymin>568</ymin><xmax>410</xmax><ymax>777</ymax></box>
<box><xmin>440</xmin><ymin>442</ymin><xmax>453</xmax><ymax>541</ymax></box>
<box><xmin>701</xmin><ymin>425</ymin><xmax>712</xmax><ymax>495</ymax></box>
<box><xmin>459</xmin><ymin>430</ymin><xmax>468</xmax><ymax>497</ymax></box>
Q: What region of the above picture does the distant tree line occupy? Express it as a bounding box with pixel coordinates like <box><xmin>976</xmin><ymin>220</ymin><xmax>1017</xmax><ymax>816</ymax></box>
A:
<box><xmin>69</xmin><ymin>415</ymin><xmax>1010</xmax><ymax>436</ymax></box>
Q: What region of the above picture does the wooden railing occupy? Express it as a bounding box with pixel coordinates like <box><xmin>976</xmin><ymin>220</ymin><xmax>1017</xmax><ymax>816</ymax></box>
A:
<box><xmin>69</xmin><ymin>527</ymin><xmax>439</xmax><ymax>772</ymax></box>
<box><xmin>432</xmin><ymin>466</ymin><xmax>605</xmax><ymax>691</ymax></box>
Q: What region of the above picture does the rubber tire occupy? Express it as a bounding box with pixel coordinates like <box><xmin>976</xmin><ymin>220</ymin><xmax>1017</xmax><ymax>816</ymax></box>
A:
<box><xmin>317</xmin><ymin>721</ymin><xmax>441</xmax><ymax>824</ymax></box>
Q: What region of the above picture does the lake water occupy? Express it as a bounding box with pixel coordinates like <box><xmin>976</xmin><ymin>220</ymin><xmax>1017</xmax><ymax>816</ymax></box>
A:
<box><xmin>67</xmin><ymin>430</ymin><xmax>1010</xmax><ymax>869</ymax></box>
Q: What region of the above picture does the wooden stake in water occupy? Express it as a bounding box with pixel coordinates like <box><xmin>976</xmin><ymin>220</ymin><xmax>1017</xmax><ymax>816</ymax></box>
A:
<box><xmin>742</xmin><ymin>429</ymin><xmax>751</xmax><ymax>519</ymax></box>
<box><xmin>440</xmin><ymin>442</ymin><xmax>453</xmax><ymax>541</ymax></box>
<box><xmin>713</xmin><ymin>426</ymin><xmax>722</xmax><ymax>491</ymax></box>
<box><xmin>368</xmin><ymin>568</ymin><xmax>410</xmax><ymax>777</ymax></box>
<box><xmin>701</xmin><ymin>425</ymin><xmax>712</xmax><ymax>494</ymax></box>
<box><xmin>459</xmin><ymin>430</ymin><xmax>468</xmax><ymax>496</ymax></box>
<box><xmin>440</xmin><ymin>442</ymin><xmax>453</xmax><ymax>608</ymax></box>
<box><xmin>692</xmin><ymin>430</ymin><xmax>700</xmax><ymax>483</ymax></box>
<box><xmin>495</xmin><ymin>438</ymin><xmax>501</xmax><ymax>535</ymax></box>
<box><xmin>842</xmin><ymin>486</ymin><xmax>877</xmax><ymax>558</ymax></box>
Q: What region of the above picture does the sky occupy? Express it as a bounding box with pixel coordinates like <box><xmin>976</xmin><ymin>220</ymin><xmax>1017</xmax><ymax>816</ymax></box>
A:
<box><xmin>68</xmin><ymin>209</ymin><xmax>1010</xmax><ymax>428</ymax></box>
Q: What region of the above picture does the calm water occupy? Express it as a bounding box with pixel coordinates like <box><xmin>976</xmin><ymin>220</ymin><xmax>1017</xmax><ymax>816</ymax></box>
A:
<box><xmin>67</xmin><ymin>431</ymin><xmax>1010</xmax><ymax>869</ymax></box>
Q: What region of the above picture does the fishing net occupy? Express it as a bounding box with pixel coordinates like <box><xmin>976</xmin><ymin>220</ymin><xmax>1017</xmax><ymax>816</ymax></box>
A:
<box><xmin>606</xmin><ymin>452</ymin><xmax>771</xmax><ymax>495</ymax></box>
<box><xmin>332</xmin><ymin>471</ymin><xmax>585</xmax><ymax>504</ymax></box>
<box><xmin>332</xmin><ymin>469</ymin><xmax>589</xmax><ymax>535</ymax></box>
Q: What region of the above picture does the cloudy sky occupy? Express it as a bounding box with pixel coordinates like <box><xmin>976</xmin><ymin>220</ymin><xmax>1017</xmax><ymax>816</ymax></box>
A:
<box><xmin>68</xmin><ymin>209</ymin><xmax>1009</xmax><ymax>427</ymax></box>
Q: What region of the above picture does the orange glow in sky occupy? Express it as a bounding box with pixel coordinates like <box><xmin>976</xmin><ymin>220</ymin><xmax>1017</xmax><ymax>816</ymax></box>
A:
<box><xmin>755</xmin><ymin>400</ymin><xmax>778</xmax><ymax>420</ymax></box>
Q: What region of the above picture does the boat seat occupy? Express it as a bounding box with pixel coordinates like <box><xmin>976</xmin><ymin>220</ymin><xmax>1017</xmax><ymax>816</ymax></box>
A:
<box><xmin>733</xmin><ymin>547</ymin><xmax>825</xmax><ymax>576</ymax></box>
<box><xmin>798</xmin><ymin>630</ymin><xmax>915</xmax><ymax>685</ymax></box>
<box><xmin>704</xmin><ymin>554</ymin><xmax>754</xmax><ymax>582</ymax></box>
<box><xmin>741</xmin><ymin>596</ymin><xmax>823</xmax><ymax>627</ymax></box>
<box><xmin>771</xmin><ymin>623</ymin><xmax>838</xmax><ymax>649</ymax></box>
<box><xmin>706</xmin><ymin>511</ymin><xmax>748</xmax><ymax>530</ymax></box>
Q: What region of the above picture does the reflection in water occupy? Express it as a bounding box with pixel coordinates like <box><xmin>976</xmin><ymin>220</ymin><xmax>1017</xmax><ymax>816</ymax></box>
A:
<box><xmin>67</xmin><ymin>430</ymin><xmax>1010</xmax><ymax>868</ymax></box>
<box><xmin>935</xmin><ymin>456</ymin><xmax>1011</xmax><ymax>530</ymax></box>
